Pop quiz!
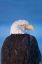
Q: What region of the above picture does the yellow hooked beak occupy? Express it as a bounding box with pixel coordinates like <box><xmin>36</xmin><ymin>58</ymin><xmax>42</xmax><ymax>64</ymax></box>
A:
<box><xmin>22</xmin><ymin>24</ymin><xmax>34</xmax><ymax>30</ymax></box>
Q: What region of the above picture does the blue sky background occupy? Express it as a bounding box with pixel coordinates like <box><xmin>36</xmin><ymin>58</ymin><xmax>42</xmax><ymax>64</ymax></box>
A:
<box><xmin>0</xmin><ymin>0</ymin><xmax>42</xmax><ymax>64</ymax></box>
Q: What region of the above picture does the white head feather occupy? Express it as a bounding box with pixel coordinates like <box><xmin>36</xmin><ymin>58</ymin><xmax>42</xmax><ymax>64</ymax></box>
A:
<box><xmin>10</xmin><ymin>20</ymin><xmax>29</xmax><ymax>34</ymax></box>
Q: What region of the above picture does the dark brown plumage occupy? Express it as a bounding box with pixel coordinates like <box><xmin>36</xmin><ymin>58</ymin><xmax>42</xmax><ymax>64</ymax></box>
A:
<box><xmin>1</xmin><ymin>34</ymin><xmax>41</xmax><ymax>64</ymax></box>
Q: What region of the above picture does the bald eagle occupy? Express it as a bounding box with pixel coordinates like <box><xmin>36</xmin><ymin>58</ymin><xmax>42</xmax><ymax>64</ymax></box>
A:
<box><xmin>1</xmin><ymin>20</ymin><xmax>41</xmax><ymax>64</ymax></box>
<box><xmin>10</xmin><ymin>20</ymin><xmax>34</xmax><ymax>34</ymax></box>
